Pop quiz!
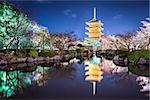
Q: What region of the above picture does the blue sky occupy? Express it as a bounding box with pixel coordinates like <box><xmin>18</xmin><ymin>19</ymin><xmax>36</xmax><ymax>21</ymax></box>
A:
<box><xmin>9</xmin><ymin>0</ymin><xmax>149</xmax><ymax>39</ymax></box>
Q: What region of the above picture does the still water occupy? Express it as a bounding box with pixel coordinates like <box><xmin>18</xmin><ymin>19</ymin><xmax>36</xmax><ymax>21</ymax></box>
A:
<box><xmin>0</xmin><ymin>56</ymin><xmax>149</xmax><ymax>99</ymax></box>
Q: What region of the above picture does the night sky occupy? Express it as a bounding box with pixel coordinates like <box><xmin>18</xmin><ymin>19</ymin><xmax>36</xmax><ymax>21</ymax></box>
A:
<box><xmin>8</xmin><ymin>0</ymin><xmax>149</xmax><ymax>39</ymax></box>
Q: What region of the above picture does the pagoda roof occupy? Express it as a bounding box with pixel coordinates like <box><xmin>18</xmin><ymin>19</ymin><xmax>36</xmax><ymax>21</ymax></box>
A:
<box><xmin>86</xmin><ymin>19</ymin><xmax>103</xmax><ymax>26</ymax></box>
<box><xmin>88</xmin><ymin>18</ymin><xmax>99</xmax><ymax>23</ymax></box>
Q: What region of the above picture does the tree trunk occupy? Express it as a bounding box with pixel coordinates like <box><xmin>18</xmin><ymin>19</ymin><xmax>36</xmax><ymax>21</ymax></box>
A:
<box><xmin>16</xmin><ymin>36</ymin><xmax>19</xmax><ymax>54</ymax></box>
<box><xmin>6</xmin><ymin>37</ymin><xmax>16</xmax><ymax>50</ymax></box>
<box><xmin>128</xmin><ymin>46</ymin><xmax>131</xmax><ymax>52</ymax></box>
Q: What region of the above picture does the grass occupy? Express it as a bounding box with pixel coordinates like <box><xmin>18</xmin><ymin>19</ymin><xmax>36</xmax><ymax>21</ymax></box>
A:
<box><xmin>102</xmin><ymin>49</ymin><xmax>149</xmax><ymax>64</ymax></box>
<box><xmin>127</xmin><ymin>50</ymin><xmax>150</xmax><ymax>63</ymax></box>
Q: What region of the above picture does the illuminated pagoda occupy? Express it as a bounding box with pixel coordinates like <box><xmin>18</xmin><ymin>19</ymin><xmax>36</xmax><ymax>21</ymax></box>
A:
<box><xmin>85</xmin><ymin>8</ymin><xmax>104</xmax><ymax>50</ymax></box>
<box><xmin>84</xmin><ymin>56</ymin><xmax>103</xmax><ymax>95</ymax></box>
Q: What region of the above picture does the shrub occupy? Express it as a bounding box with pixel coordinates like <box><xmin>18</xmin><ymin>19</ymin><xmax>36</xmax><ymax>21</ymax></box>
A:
<box><xmin>38</xmin><ymin>50</ymin><xmax>57</xmax><ymax>57</ymax></box>
<box><xmin>16</xmin><ymin>49</ymin><xmax>28</xmax><ymax>58</ymax></box>
<box><xmin>76</xmin><ymin>48</ymin><xmax>84</xmax><ymax>53</ymax></box>
<box><xmin>68</xmin><ymin>50</ymin><xmax>76</xmax><ymax>54</ymax></box>
<box><xmin>29</xmin><ymin>49</ymin><xmax>38</xmax><ymax>58</ymax></box>
<box><xmin>61</xmin><ymin>50</ymin><xmax>69</xmax><ymax>55</ymax></box>
<box><xmin>128</xmin><ymin>50</ymin><xmax>150</xmax><ymax>63</ymax></box>
<box><xmin>115</xmin><ymin>50</ymin><xmax>128</xmax><ymax>55</ymax></box>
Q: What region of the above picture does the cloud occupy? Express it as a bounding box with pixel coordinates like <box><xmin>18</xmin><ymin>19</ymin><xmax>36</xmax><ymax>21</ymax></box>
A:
<box><xmin>63</xmin><ymin>9</ymin><xmax>77</xmax><ymax>18</ymax></box>
<box><xmin>113</xmin><ymin>14</ymin><xmax>123</xmax><ymax>19</ymax></box>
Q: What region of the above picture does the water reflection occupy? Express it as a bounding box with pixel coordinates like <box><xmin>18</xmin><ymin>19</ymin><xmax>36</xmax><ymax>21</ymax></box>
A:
<box><xmin>0</xmin><ymin>56</ymin><xmax>149</xmax><ymax>99</ymax></box>
<box><xmin>84</xmin><ymin>56</ymin><xmax>103</xmax><ymax>95</ymax></box>
<box><xmin>101</xmin><ymin>58</ymin><xmax>128</xmax><ymax>73</ymax></box>
<box><xmin>48</xmin><ymin>67</ymin><xmax>76</xmax><ymax>80</ymax></box>
<box><xmin>101</xmin><ymin>57</ymin><xmax>149</xmax><ymax>97</ymax></box>
<box><xmin>0</xmin><ymin>62</ymin><xmax>77</xmax><ymax>98</ymax></box>
<box><xmin>101</xmin><ymin>58</ymin><xmax>133</xmax><ymax>88</ymax></box>
<box><xmin>32</xmin><ymin>66</ymin><xmax>50</xmax><ymax>86</ymax></box>
<box><xmin>136</xmin><ymin>76</ymin><xmax>150</xmax><ymax>96</ymax></box>
<box><xmin>0</xmin><ymin>71</ymin><xmax>31</xmax><ymax>98</ymax></box>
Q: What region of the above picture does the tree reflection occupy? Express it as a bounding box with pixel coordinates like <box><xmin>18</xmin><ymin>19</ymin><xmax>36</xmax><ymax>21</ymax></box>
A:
<box><xmin>0</xmin><ymin>71</ymin><xmax>31</xmax><ymax>98</ymax></box>
<box><xmin>136</xmin><ymin>76</ymin><xmax>150</xmax><ymax>96</ymax></box>
<box><xmin>0</xmin><ymin>62</ymin><xmax>77</xmax><ymax>98</ymax></box>
<box><xmin>32</xmin><ymin>66</ymin><xmax>50</xmax><ymax>86</ymax></box>
<box><xmin>102</xmin><ymin>58</ymin><xmax>138</xmax><ymax>87</ymax></box>
<box><xmin>0</xmin><ymin>65</ymin><xmax>53</xmax><ymax>98</ymax></box>
<box><xmin>32</xmin><ymin>64</ymin><xmax>76</xmax><ymax>86</ymax></box>
<box><xmin>101</xmin><ymin>58</ymin><xmax>150</xmax><ymax>96</ymax></box>
<box><xmin>101</xmin><ymin>58</ymin><xmax>128</xmax><ymax>73</ymax></box>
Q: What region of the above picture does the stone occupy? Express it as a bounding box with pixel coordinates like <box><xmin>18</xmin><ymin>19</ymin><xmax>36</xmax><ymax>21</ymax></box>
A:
<box><xmin>113</xmin><ymin>55</ymin><xmax>119</xmax><ymax>61</ymax></box>
<box><xmin>35</xmin><ymin>57</ymin><xmax>44</xmax><ymax>61</ymax></box>
<box><xmin>53</xmin><ymin>55</ymin><xmax>61</xmax><ymax>61</ymax></box>
<box><xmin>146</xmin><ymin>59</ymin><xmax>150</xmax><ymax>65</ymax></box>
<box><xmin>138</xmin><ymin>58</ymin><xmax>147</xmax><ymax>65</ymax></box>
<box><xmin>0</xmin><ymin>60</ymin><xmax>7</xmax><ymax>65</ymax></box>
<box><xmin>124</xmin><ymin>57</ymin><xmax>129</xmax><ymax>65</ymax></box>
<box><xmin>16</xmin><ymin>63</ymin><xmax>27</xmax><ymax>68</ymax></box>
<box><xmin>45</xmin><ymin>57</ymin><xmax>50</xmax><ymax>61</ymax></box>
<box><xmin>9</xmin><ymin>58</ymin><xmax>18</xmax><ymax>64</ymax></box>
<box><xmin>113</xmin><ymin>55</ymin><xmax>119</xmax><ymax>65</ymax></box>
<box><xmin>27</xmin><ymin>62</ymin><xmax>35</xmax><ymax>67</ymax></box>
<box><xmin>113</xmin><ymin>55</ymin><xmax>127</xmax><ymax>66</ymax></box>
<box><xmin>26</xmin><ymin>57</ymin><xmax>34</xmax><ymax>63</ymax></box>
<box><xmin>17</xmin><ymin>58</ymin><xmax>27</xmax><ymax>63</ymax></box>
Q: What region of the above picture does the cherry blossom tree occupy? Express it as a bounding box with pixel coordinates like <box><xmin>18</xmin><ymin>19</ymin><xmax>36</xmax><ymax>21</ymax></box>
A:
<box><xmin>132</xmin><ymin>18</ymin><xmax>150</xmax><ymax>50</ymax></box>
<box><xmin>103</xmin><ymin>18</ymin><xmax>150</xmax><ymax>51</ymax></box>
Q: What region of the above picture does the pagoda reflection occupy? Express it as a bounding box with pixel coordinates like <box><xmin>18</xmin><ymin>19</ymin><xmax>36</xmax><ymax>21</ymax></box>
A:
<box><xmin>84</xmin><ymin>56</ymin><xmax>103</xmax><ymax>95</ymax></box>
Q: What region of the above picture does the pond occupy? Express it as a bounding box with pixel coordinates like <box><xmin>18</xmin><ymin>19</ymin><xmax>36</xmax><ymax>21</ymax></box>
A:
<box><xmin>0</xmin><ymin>56</ymin><xmax>149</xmax><ymax>99</ymax></box>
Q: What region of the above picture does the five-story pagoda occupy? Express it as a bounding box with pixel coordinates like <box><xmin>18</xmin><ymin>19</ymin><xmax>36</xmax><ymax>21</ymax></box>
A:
<box><xmin>85</xmin><ymin>8</ymin><xmax>104</xmax><ymax>51</ymax></box>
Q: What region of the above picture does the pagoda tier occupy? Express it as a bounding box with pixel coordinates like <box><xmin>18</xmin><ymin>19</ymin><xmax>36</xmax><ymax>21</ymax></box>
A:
<box><xmin>85</xmin><ymin>32</ymin><xmax>102</xmax><ymax>38</ymax></box>
<box><xmin>85</xmin><ymin>8</ymin><xmax>103</xmax><ymax>39</ymax></box>
<box><xmin>86</xmin><ymin>27</ymin><xmax>103</xmax><ymax>32</ymax></box>
<box><xmin>85</xmin><ymin>19</ymin><xmax>103</xmax><ymax>38</ymax></box>
<box><xmin>84</xmin><ymin>38</ymin><xmax>101</xmax><ymax>49</ymax></box>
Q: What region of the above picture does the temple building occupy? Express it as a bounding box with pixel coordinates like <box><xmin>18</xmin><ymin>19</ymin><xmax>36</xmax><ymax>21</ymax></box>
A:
<box><xmin>84</xmin><ymin>56</ymin><xmax>103</xmax><ymax>95</ymax></box>
<box><xmin>85</xmin><ymin>8</ymin><xmax>104</xmax><ymax>51</ymax></box>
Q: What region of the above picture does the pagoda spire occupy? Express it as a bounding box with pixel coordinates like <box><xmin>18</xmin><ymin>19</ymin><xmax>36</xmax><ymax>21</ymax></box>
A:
<box><xmin>93</xmin><ymin>7</ymin><xmax>96</xmax><ymax>20</ymax></box>
<box><xmin>92</xmin><ymin>81</ymin><xmax>96</xmax><ymax>95</ymax></box>
<box><xmin>84</xmin><ymin>7</ymin><xmax>104</xmax><ymax>50</ymax></box>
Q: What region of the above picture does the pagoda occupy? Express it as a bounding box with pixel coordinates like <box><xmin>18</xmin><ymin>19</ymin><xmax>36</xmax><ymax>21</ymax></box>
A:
<box><xmin>85</xmin><ymin>8</ymin><xmax>104</xmax><ymax>50</ymax></box>
<box><xmin>84</xmin><ymin>56</ymin><xmax>103</xmax><ymax>95</ymax></box>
